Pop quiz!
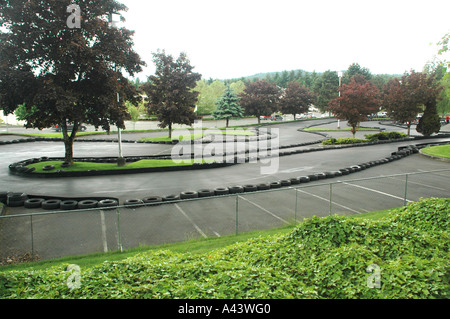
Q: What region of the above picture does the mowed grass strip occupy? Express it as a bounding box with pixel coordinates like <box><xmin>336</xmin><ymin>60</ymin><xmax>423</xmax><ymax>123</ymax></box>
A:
<box><xmin>139</xmin><ymin>129</ymin><xmax>254</xmax><ymax>142</ymax></box>
<box><xmin>421</xmin><ymin>144</ymin><xmax>450</xmax><ymax>159</ymax></box>
<box><xmin>27</xmin><ymin>159</ymin><xmax>200</xmax><ymax>173</ymax></box>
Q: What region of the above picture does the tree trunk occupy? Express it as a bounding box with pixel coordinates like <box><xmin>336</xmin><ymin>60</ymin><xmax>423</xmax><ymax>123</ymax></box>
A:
<box><xmin>168</xmin><ymin>122</ymin><xmax>172</xmax><ymax>139</ymax></box>
<box><xmin>407</xmin><ymin>123</ymin><xmax>411</xmax><ymax>136</ymax></box>
<box><xmin>352</xmin><ymin>125</ymin><xmax>357</xmax><ymax>138</ymax></box>
<box><xmin>226</xmin><ymin>118</ymin><xmax>229</xmax><ymax>128</ymax></box>
<box><xmin>61</xmin><ymin>121</ymin><xmax>78</xmax><ymax>164</ymax></box>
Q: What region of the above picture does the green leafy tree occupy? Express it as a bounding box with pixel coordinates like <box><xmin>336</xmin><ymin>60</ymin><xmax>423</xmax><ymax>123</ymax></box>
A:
<box><xmin>279</xmin><ymin>81</ymin><xmax>315</xmax><ymax>119</ymax></box>
<box><xmin>0</xmin><ymin>0</ymin><xmax>144</xmax><ymax>163</ymax></box>
<box><xmin>142</xmin><ymin>50</ymin><xmax>201</xmax><ymax>139</ymax></box>
<box><xmin>212</xmin><ymin>86</ymin><xmax>243</xmax><ymax>127</ymax></box>
<box><xmin>328</xmin><ymin>75</ymin><xmax>381</xmax><ymax>138</ymax></box>
<box><xmin>342</xmin><ymin>63</ymin><xmax>372</xmax><ymax>84</ymax></box>
<box><xmin>239</xmin><ymin>80</ymin><xmax>281</xmax><ymax>124</ymax></box>
<box><xmin>313</xmin><ymin>70</ymin><xmax>339</xmax><ymax>113</ymax></box>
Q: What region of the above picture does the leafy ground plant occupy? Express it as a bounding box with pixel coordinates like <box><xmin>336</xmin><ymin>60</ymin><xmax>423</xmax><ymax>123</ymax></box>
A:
<box><xmin>0</xmin><ymin>198</ymin><xmax>448</xmax><ymax>299</ymax></box>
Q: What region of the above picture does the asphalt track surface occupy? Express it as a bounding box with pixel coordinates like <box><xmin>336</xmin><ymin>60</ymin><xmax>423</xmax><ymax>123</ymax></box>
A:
<box><xmin>1</xmin><ymin>119</ymin><xmax>449</xmax><ymax>260</ymax></box>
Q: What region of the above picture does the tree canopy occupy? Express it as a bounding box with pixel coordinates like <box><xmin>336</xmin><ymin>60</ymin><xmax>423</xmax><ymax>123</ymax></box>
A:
<box><xmin>142</xmin><ymin>50</ymin><xmax>201</xmax><ymax>138</ymax></box>
<box><xmin>0</xmin><ymin>0</ymin><xmax>145</xmax><ymax>163</ymax></box>
<box><xmin>328</xmin><ymin>75</ymin><xmax>380</xmax><ymax>137</ymax></box>
<box><xmin>279</xmin><ymin>81</ymin><xmax>315</xmax><ymax>119</ymax></box>
<box><xmin>239</xmin><ymin>80</ymin><xmax>281</xmax><ymax>124</ymax></box>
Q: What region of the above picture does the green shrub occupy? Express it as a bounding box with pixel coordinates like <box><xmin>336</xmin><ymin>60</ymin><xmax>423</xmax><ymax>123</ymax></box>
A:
<box><xmin>323</xmin><ymin>138</ymin><xmax>367</xmax><ymax>145</ymax></box>
<box><xmin>364</xmin><ymin>131</ymin><xmax>407</xmax><ymax>141</ymax></box>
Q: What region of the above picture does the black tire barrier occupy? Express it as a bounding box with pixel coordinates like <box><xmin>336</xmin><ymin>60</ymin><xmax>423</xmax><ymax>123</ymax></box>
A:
<box><xmin>162</xmin><ymin>194</ymin><xmax>180</xmax><ymax>202</ymax></box>
<box><xmin>299</xmin><ymin>176</ymin><xmax>310</xmax><ymax>183</ymax></box>
<box><xmin>42</xmin><ymin>199</ymin><xmax>61</xmax><ymax>210</ymax></box>
<box><xmin>0</xmin><ymin>191</ymin><xmax>9</xmax><ymax>204</ymax></box>
<box><xmin>124</xmin><ymin>199</ymin><xmax>144</xmax><ymax>207</ymax></box>
<box><xmin>24</xmin><ymin>198</ymin><xmax>45</xmax><ymax>209</ymax></box>
<box><xmin>78</xmin><ymin>199</ymin><xmax>98</xmax><ymax>209</ymax></box>
<box><xmin>257</xmin><ymin>183</ymin><xmax>271</xmax><ymax>190</ymax></box>
<box><xmin>214</xmin><ymin>187</ymin><xmax>229</xmax><ymax>196</ymax></box>
<box><xmin>42</xmin><ymin>165</ymin><xmax>56</xmax><ymax>171</ymax></box>
<box><xmin>142</xmin><ymin>196</ymin><xmax>163</xmax><ymax>205</ymax></box>
<box><xmin>243</xmin><ymin>184</ymin><xmax>258</xmax><ymax>192</ymax></box>
<box><xmin>315</xmin><ymin>173</ymin><xmax>327</xmax><ymax>180</ymax></box>
<box><xmin>60</xmin><ymin>162</ymin><xmax>71</xmax><ymax>168</ymax></box>
<box><xmin>308</xmin><ymin>174</ymin><xmax>318</xmax><ymax>181</ymax></box>
<box><xmin>180</xmin><ymin>191</ymin><xmax>199</xmax><ymax>199</ymax></box>
<box><xmin>289</xmin><ymin>177</ymin><xmax>300</xmax><ymax>185</ymax></box>
<box><xmin>197</xmin><ymin>189</ymin><xmax>214</xmax><ymax>198</ymax></box>
<box><xmin>339</xmin><ymin>169</ymin><xmax>350</xmax><ymax>175</ymax></box>
<box><xmin>350</xmin><ymin>165</ymin><xmax>362</xmax><ymax>172</ymax></box>
<box><xmin>60</xmin><ymin>200</ymin><xmax>78</xmax><ymax>210</ymax></box>
<box><xmin>270</xmin><ymin>181</ymin><xmax>282</xmax><ymax>189</ymax></box>
<box><xmin>7</xmin><ymin>193</ymin><xmax>28</xmax><ymax>207</ymax></box>
<box><xmin>98</xmin><ymin>199</ymin><xmax>119</xmax><ymax>208</ymax></box>
<box><xmin>228</xmin><ymin>186</ymin><xmax>244</xmax><ymax>194</ymax></box>
<box><xmin>280</xmin><ymin>180</ymin><xmax>291</xmax><ymax>187</ymax></box>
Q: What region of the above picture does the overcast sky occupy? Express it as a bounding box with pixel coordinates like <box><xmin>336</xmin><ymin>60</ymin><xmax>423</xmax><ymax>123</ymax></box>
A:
<box><xmin>119</xmin><ymin>0</ymin><xmax>450</xmax><ymax>80</ymax></box>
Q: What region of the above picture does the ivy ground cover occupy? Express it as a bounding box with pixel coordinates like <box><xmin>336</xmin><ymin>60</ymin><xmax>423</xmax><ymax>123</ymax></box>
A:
<box><xmin>0</xmin><ymin>198</ymin><xmax>448</xmax><ymax>299</ymax></box>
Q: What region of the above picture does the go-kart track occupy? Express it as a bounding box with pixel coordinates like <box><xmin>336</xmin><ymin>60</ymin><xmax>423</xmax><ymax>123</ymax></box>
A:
<box><xmin>1</xmin><ymin>118</ymin><xmax>449</xmax><ymax>260</ymax></box>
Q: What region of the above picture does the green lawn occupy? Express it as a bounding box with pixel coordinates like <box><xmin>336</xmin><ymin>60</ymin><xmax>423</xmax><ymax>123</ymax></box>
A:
<box><xmin>304</xmin><ymin>128</ymin><xmax>380</xmax><ymax>132</ymax></box>
<box><xmin>421</xmin><ymin>144</ymin><xmax>450</xmax><ymax>159</ymax></box>
<box><xmin>139</xmin><ymin>129</ymin><xmax>255</xmax><ymax>142</ymax></box>
<box><xmin>27</xmin><ymin>159</ymin><xmax>201</xmax><ymax>173</ymax></box>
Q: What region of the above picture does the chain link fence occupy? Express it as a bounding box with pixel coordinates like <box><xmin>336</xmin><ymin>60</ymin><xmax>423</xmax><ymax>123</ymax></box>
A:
<box><xmin>1</xmin><ymin>169</ymin><xmax>449</xmax><ymax>262</ymax></box>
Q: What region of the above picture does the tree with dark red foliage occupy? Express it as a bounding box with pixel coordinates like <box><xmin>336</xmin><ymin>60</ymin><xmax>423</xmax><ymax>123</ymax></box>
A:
<box><xmin>0</xmin><ymin>0</ymin><xmax>145</xmax><ymax>163</ymax></box>
<box><xmin>239</xmin><ymin>80</ymin><xmax>281</xmax><ymax>124</ymax></box>
<box><xmin>328</xmin><ymin>75</ymin><xmax>381</xmax><ymax>138</ymax></box>
<box><xmin>142</xmin><ymin>50</ymin><xmax>201</xmax><ymax>139</ymax></box>
<box><xmin>279</xmin><ymin>81</ymin><xmax>315</xmax><ymax>120</ymax></box>
<box><xmin>383</xmin><ymin>70</ymin><xmax>442</xmax><ymax>136</ymax></box>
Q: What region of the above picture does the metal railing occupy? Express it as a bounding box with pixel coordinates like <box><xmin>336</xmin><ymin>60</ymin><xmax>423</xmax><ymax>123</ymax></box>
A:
<box><xmin>1</xmin><ymin>169</ymin><xmax>449</xmax><ymax>262</ymax></box>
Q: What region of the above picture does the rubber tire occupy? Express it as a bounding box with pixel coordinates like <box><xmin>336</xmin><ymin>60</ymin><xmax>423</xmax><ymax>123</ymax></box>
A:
<box><xmin>124</xmin><ymin>199</ymin><xmax>144</xmax><ymax>208</ymax></box>
<box><xmin>289</xmin><ymin>178</ymin><xmax>300</xmax><ymax>185</ymax></box>
<box><xmin>163</xmin><ymin>194</ymin><xmax>180</xmax><ymax>202</ymax></box>
<box><xmin>78</xmin><ymin>200</ymin><xmax>98</xmax><ymax>209</ymax></box>
<box><xmin>42</xmin><ymin>165</ymin><xmax>56</xmax><ymax>171</ymax></box>
<box><xmin>180</xmin><ymin>191</ymin><xmax>199</xmax><ymax>199</ymax></box>
<box><xmin>280</xmin><ymin>180</ymin><xmax>291</xmax><ymax>187</ymax></box>
<box><xmin>214</xmin><ymin>187</ymin><xmax>229</xmax><ymax>195</ymax></box>
<box><xmin>60</xmin><ymin>200</ymin><xmax>78</xmax><ymax>210</ymax></box>
<box><xmin>228</xmin><ymin>186</ymin><xmax>244</xmax><ymax>194</ymax></box>
<box><xmin>270</xmin><ymin>182</ymin><xmax>281</xmax><ymax>189</ymax></box>
<box><xmin>24</xmin><ymin>198</ymin><xmax>45</xmax><ymax>209</ymax></box>
<box><xmin>257</xmin><ymin>183</ymin><xmax>270</xmax><ymax>190</ymax></box>
<box><xmin>96</xmin><ymin>199</ymin><xmax>118</xmax><ymax>209</ymax></box>
<box><xmin>142</xmin><ymin>196</ymin><xmax>162</xmax><ymax>205</ymax></box>
<box><xmin>243</xmin><ymin>185</ymin><xmax>258</xmax><ymax>192</ymax></box>
<box><xmin>299</xmin><ymin>176</ymin><xmax>310</xmax><ymax>183</ymax></box>
<box><xmin>197</xmin><ymin>189</ymin><xmax>214</xmax><ymax>198</ymax></box>
<box><xmin>42</xmin><ymin>199</ymin><xmax>61</xmax><ymax>210</ymax></box>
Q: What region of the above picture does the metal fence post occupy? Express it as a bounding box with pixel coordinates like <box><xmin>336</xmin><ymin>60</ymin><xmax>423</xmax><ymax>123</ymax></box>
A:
<box><xmin>235</xmin><ymin>194</ymin><xmax>239</xmax><ymax>236</ymax></box>
<box><xmin>329</xmin><ymin>183</ymin><xmax>333</xmax><ymax>215</ymax></box>
<box><xmin>404</xmin><ymin>173</ymin><xmax>409</xmax><ymax>206</ymax></box>
<box><xmin>294</xmin><ymin>187</ymin><xmax>298</xmax><ymax>223</ymax></box>
<box><xmin>116</xmin><ymin>207</ymin><xmax>123</xmax><ymax>252</ymax></box>
<box><xmin>30</xmin><ymin>215</ymin><xmax>34</xmax><ymax>257</ymax></box>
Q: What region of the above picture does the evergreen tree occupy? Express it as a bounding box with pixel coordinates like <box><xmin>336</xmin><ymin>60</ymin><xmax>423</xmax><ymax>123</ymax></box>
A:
<box><xmin>212</xmin><ymin>86</ymin><xmax>243</xmax><ymax>127</ymax></box>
